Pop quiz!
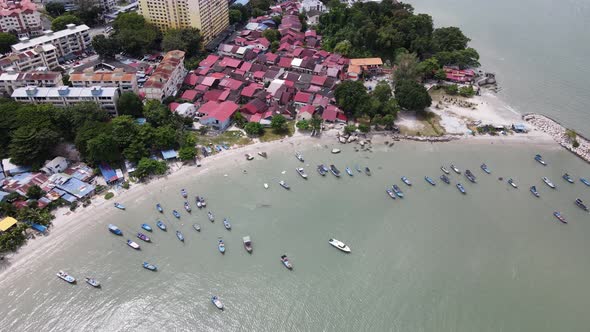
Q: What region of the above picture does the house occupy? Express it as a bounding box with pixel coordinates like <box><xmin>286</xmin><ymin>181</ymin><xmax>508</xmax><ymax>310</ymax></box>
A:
<box><xmin>293</xmin><ymin>91</ymin><xmax>312</xmax><ymax>107</ymax></box>
<box><xmin>347</xmin><ymin>58</ymin><xmax>383</xmax><ymax>80</ymax></box>
<box><xmin>0</xmin><ymin>217</ymin><xmax>18</xmax><ymax>232</ymax></box>
<box><xmin>56</xmin><ymin>177</ymin><xmax>95</xmax><ymax>199</ymax></box>
<box><xmin>297</xmin><ymin>105</ymin><xmax>316</xmax><ymax>120</ymax></box>
<box><xmin>175</xmin><ymin>103</ymin><xmax>197</xmax><ymax>117</ymax></box>
<box><xmin>242</xmin><ymin>98</ymin><xmax>268</xmax><ymax>114</ymax></box>
<box><xmin>140</xmin><ymin>50</ymin><xmax>187</xmax><ymax>101</ymax></box>
<box><xmin>2</xmin><ymin>159</ymin><xmax>31</xmax><ymax>177</ymax></box>
<box><xmin>198</xmin><ymin>101</ymin><xmax>239</xmax><ymax>130</ymax></box>
<box><xmin>322</xmin><ymin>105</ymin><xmax>347</xmax><ymax>123</ymax></box>
<box><xmin>41</xmin><ymin>157</ymin><xmax>68</xmax><ymax>175</ymax></box>
<box><xmin>181</xmin><ymin>89</ymin><xmax>199</xmax><ymax>102</ymax></box>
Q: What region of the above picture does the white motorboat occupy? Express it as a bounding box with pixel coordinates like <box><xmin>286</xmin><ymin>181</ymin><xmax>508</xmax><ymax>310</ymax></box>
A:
<box><xmin>127</xmin><ymin>240</ymin><xmax>140</xmax><ymax>250</ymax></box>
<box><xmin>57</xmin><ymin>271</ymin><xmax>76</xmax><ymax>284</ymax></box>
<box><xmin>331</xmin><ymin>148</ymin><xmax>341</xmax><ymax>154</ymax></box>
<box><xmin>295</xmin><ymin>152</ymin><xmax>304</xmax><ymax>162</ymax></box>
<box><xmin>264</xmin><ymin>183</ymin><xmax>269</xmax><ymax>189</ymax></box>
<box><xmin>328</xmin><ymin>238</ymin><xmax>351</xmax><ymax>253</ymax></box>
<box><xmin>296</xmin><ymin>168</ymin><xmax>308</xmax><ymax>179</ymax></box>
<box><xmin>211</xmin><ymin>296</ymin><xmax>224</xmax><ymax>310</ymax></box>
<box><xmin>85</xmin><ymin>277</ymin><xmax>100</xmax><ymax>288</ymax></box>
<box><xmin>542</xmin><ymin>177</ymin><xmax>556</xmax><ymax>189</ymax></box>
<box><xmin>245</xmin><ymin>153</ymin><xmax>254</xmax><ymax>160</ymax></box>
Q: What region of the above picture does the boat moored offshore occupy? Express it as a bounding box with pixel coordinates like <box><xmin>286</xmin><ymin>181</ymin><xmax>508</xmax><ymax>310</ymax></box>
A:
<box><xmin>535</xmin><ymin>154</ymin><xmax>547</xmax><ymax>166</ymax></box>
<box><xmin>328</xmin><ymin>238</ymin><xmax>351</xmax><ymax>253</ymax></box>
<box><xmin>465</xmin><ymin>170</ymin><xmax>477</xmax><ymax>183</ymax></box>
<box><xmin>243</xmin><ymin>236</ymin><xmax>252</xmax><ymax>253</ymax></box>
<box><xmin>57</xmin><ymin>271</ymin><xmax>76</xmax><ymax>284</ymax></box>
<box><xmin>156</xmin><ymin>203</ymin><xmax>163</xmax><ymax>213</ymax></box>
<box><xmin>143</xmin><ymin>262</ymin><xmax>157</xmax><ymax>271</ymax></box>
<box><xmin>456</xmin><ymin>183</ymin><xmax>466</xmax><ymax>194</ymax></box>
<box><xmin>401</xmin><ymin>176</ymin><xmax>412</xmax><ymax>186</ymax></box>
<box><xmin>424</xmin><ymin>176</ymin><xmax>436</xmax><ymax>186</ymax></box>
<box><xmin>575</xmin><ymin>199</ymin><xmax>589</xmax><ymax>211</ymax></box>
<box><xmin>156</xmin><ymin>220</ymin><xmax>166</xmax><ymax>231</ymax></box>
<box><xmin>114</xmin><ymin>203</ymin><xmax>125</xmax><ymax>210</ymax></box>
<box><xmin>330</xmin><ymin>165</ymin><xmax>341</xmax><ymax>177</ymax></box>
<box><xmin>553</xmin><ymin>211</ymin><xmax>567</xmax><ymax>224</ymax></box>
<box><xmin>281</xmin><ymin>254</ymin><xmax>293</xmax><ymax>270</ymax></box>
<box><xmin>441</xmin><ymin>166</ymin><xmax>450</xmax><ymax>174</ymax></box>
<box><xmin>440</xmin><ymin>174</ymin><xmax>450</xmax><ymax>184</ymax></box>
<box><xmin>211</xmin><ymin>296</ymin><xmax>224</xmax><ymax>310</ymax></box>
<box><xmin>141</xmin><ymin>223</ymin><xmax>152</xmax><ymax>232</ymax></box>
<box><xmin>451</xmin><ymin>164</ymin><xmax>461</xmax><ymax>174</ymax></box>
<box><xmin>176</xmin><ymin>231</ymin><xmax>184</xmax><ymax>242</ymax></box>
<box><xmin>317</xmin><ymin>165</ymin><xmax>327</xmax><ymax>176</ymax></box>
<box><xmin>295</xmin><ymin>152</ymin><xmax>304</xmax><ymax>162</ymax></box>
<box><xmin>392</xmin><ymin>185</ymin><xmax>404</xmax><ymax>198</ymax></box>
<box><xmin>279</xmin><ymin>180</ymin><xmax>290</xmax><ymax>190</ymax></box>
<box><xmin>223</xmin><ymin>218</ymin><xmax>231</xmax><ymax>230</ymax></box>
<box><xmin>296</xmin><ymin>167</ymin><xmax>308</xmax><ymax>179</ymax></box>
<box><xmin>530</xmin><ymin>186</ymin><xmax>540</xmax><ymax>197</ymax></box>
<box><xmin>85</xmin><ymin>277</ymin><xmax>100</xmax><ymax>288</ymax></box>
<box><xmin>127</xmin><ymin>240</ymin><xmax>140</xmax><ymax>250</ymax></box>
<box><xmin>480</xmin><ymin>164</ymin><xmax>491</xmax><ymax>174</ymax></box>
<box><xmin>542</xmin><ymin>177</ymin><xmax>556</xmax><ymax>189</ymax></box>
<box><xmin>508</xmin><ymin>178</ymin><xmax>518</xmax><ymax>188</ymax></box>
<box><xmin>563</xmin><ymin>173</ymin><xmax>574</xmax><ymax>183</ymax></box>
<box><xmin>108</xmin><ymin>224</ymin><xmax>122</xmax><ymax>235</ymax></box>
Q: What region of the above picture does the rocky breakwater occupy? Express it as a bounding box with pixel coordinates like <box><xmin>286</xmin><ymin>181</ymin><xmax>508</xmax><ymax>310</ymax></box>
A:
<box><xmin>523</xmin><ymin>113</ymin><xmax>590</xmax><ymax>163</ymax></box>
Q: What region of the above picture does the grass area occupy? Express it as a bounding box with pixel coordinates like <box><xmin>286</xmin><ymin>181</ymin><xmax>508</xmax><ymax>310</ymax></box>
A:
<box><xmin>398</xmin><ymin>111</ymin><xmax>445</xmax><ymax>136</ymax></box>
<box><xmin>194</xmin><ymin>130</ymin><xmax>253</xmax><ymax>147</ymax></box>
<box><xmin>259</xmin><ymin>121</ymin><xmax>296</xmax><ymax>142</ymax></box>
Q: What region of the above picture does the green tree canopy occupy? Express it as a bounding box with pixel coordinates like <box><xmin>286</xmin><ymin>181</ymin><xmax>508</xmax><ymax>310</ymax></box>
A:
<box><xmin>112</xmin><ymin>13</ymin><xmax>160</xmax><ymax>57</ymax></box>
<box><xmin>372</xmin><ymin>81</ymin><xmax>392</xmax><ymax>104</ymax></box>
<box><xmin>296</xmin><ymin>119</ymin><xmax>310</xmax><ymax>131</ymax></box>
<box><xmin>92</xmin><ymin>35</ymin><xmax>120</xmax><ymax>59</ymax></box>
<box><xmin>154</xmin><ymin>125</ymin><xmax>177</xmax><ymax>150</ymax></box>
<box><xmin>9</xmin><ymin>125</ymin><xmax>59</xmax><ymax>167</ymax></box>
<box><xmin>334</xmin><ymin>80</ymin><xmax>369</xmax><ymax>117</ymax></box>
<box><xmin>26</xmin><ymin>185</ymin><xmax>45</xmax><ymax>200</ymax></box>
<box><xmin>86</xmin><ymin>132</ymin><xmax>120</xmax><ymax>163</ymax></box>
<box><xmin>244</xmin><ymin>122</ymin><xmax>264</xmax><ymax>136</ymax></box>
<box><xmin>46</xmin><ymin>2</ymin><xmax>65</xmax><ymax>17</ymax></box>
<box><xmin>117</xmin><ymin>92</ymin><xmax>143</xmax><ymax>117</ymax></box>
<box><xmin>417</xmin><ymin>57</ymin><xmax>440</xmax><ymax>79</ymax></box>
<box><xmin>393</xmin><ymin>52</ymin><xmax>421</xmax><ymax>82</ymax></box>
<box><xmin>229</xmin><ymin>9</ymin><xmax>243</xmax><ymax>24</ymax></box>
<box><xmin>433</xmin><ymin>48</ymin><xmax>480</xmax><ymax>69</ymax></box>
<box><xmin>135</xmin><ymin>158</ymin><xmax>167</xmax><ymax>179</ymax></box>
<box><xmin>395</xmin><ymin>80</ymin><xmax>432</xmax><ymax>111</ymax></box>
<box><xmin>162</xmin><ymin>28</ymin><xmax>202</xmax><ymax>57</ymax></box>
<box><xmin>432</xmin><ymin>27</ymin><xmax>470</xmax><ymax>52</ymax></box>
<box><xmin>111</xmin><ymin>115</ymin><xmax>138</xmax><ymax>149</ymax></box>
<box><xmin>178</xmin><ymin>146</ymin><xmax>196</xmax><ymax>161</ymax></box>
<box><xmin>262</xmin><ymin>29</ymin><xmax>280</xmax><ymax>43</ymax></box>
<box><xmin>270</xmin><ymin>115</ymin><xmax>287</xmax><ymax>134</ymax></box>
<box><xmin>0</xmin><ymin>32</ymin><xmax>18</xmax><ymax>53</ymax></box>
<box><xmin>51</xmin><ymin>14</ymin><xmax>81</xmax><ymax>31</ymax></box>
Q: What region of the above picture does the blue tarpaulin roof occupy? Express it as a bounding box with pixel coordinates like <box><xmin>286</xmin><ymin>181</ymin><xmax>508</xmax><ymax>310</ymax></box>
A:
<box><xmin>61</xmin><ymin>193</ymin><xmax>77</xmax><ymax>203</ymax></box>
<box><xmin>161</xmin><ymin>150</ymin><xmax>178</xmax><ymax>160</ymax></box>
<box><xmin>99</xmin><ymin>162</ymin><xmax>118</xmax><ymax>183</ymax></box>
<box><xmin>234</xmin><ymin>0</ymin><xmax>249</xmax><ymax>5</ymax></box>
<box><xmin>57</xmin><ymin>177</ymin><xmax>95</xmax><ymax>198</ymax></box>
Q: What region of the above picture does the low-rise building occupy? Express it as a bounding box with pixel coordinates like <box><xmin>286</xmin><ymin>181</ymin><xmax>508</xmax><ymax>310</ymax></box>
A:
<box><xmin>0</xmin><ymin>45</ymin><xmax>59</xmax><ymax>71</ymax></box>
<box><xmin>41</xmin><ymin>157</ymin><xmax>68</xmax><ymax>175</ymax></box>
<box><xmin>198</xmin><ymin>101</ymin><xmax>239</xmax><ymax>131</ymax></box>
<box><xmin>141</xmin><ymin>50</ymin><xmax>187</xmax><ymax>101</ymax></box>
<box><xmin>70</xmin><ymin>68</ymin><xmax>138</xmax><ymax>93</ymax></box>
<box><xmin>0</xmin><ymin>0</ymin><xmax>42</xmax><ymax>38</ymax></box>
<box><xmin>0</xmin><ymin>70</ymin><xmax>63</xmax><ymax>96</ymax></box>
<box><xmin>12</xmin><ymin>86</ymin><xmax>120</xmax><ymax>115</ymax></box>
<box><xmin>11</xmin><ymin>24</ymin><xmax>91</xmax><ymax>60</ymax></box>
<box><xmin>347</xmin><ymin>58</ymin><xmax>383</xmax><ymax>80</ymax></box>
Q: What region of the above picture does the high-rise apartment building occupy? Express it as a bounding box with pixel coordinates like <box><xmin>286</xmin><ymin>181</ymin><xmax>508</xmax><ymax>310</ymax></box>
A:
<box><xmin>138</xmin><ymin>0</ymin><xmax>229</xmax><ymax>43</ymax></box>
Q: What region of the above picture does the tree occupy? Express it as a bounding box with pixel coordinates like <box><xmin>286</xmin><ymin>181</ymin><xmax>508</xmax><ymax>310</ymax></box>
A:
<box><xmin>9</xmin><ymin>125</ymin><xmax>59</xmax><ymax>167</ymax></box>
<box><xmin>382</xmin><ymin>99</ymin><xmax>400</xmax><ymax>118</ymax></box>
<box><xmin>232</xmin><ymin>112</ymin><xmax>247</xmax><ymax>128</ymax></box>
<box><xmin>162</xmin><ymin>28</ymin><xmax>202</xmax><ymax>57</ymax></box>
<box><xmin>270</xmin><ymin>40</ymin><xmax>279</xmax><ymax>53</ymax></box>
<box><xmin>0</xmin><ymin>32</ymin><xmax>17</xmax><ymax>53</ymax></box>
<box><xmin>178</xmin><ymin>146</ymin><xmax>196</xmax><ymax>162</ymax></box>
<box><xmin>26</xmin><ymin>185</ymin><xmax>45</xmax><ymax>200</ymax></box>
<box><xmin>270</xmin><ymin>115</ymin><xmax>287</xmax><ymax>134</ymax></box>
<box><xmin>458</xmin><ymin>85</ymin><xmax>475</xmax><ymax>97</ymax></box>
<box><xmin>417</xmin><ymin>57</ymin><xmax>440</xmax><ymax>79</ymax></box>
<box><xmin>343</xmin><ymin>124</ymin><xmax>357</xmax><ymax>135</ymax></box>
<box><xmin>74</xmin><ymin>121</ymin><xmax>111</xmax><ymax>157</ymax></box>
<box><xmin>445</xmin><ymin>84</ymin><xmax>459</xmax><ymax>95</ymax></box>
<box><xmin>154</xmin><ymin>125</ymin><xmax>177</xmax><ymax>149</ymax></box>
<box><xmin>113</xmin><ymin>13</ymin><xmax>160</xmax><ymax>57</ymax></box>
<box><xmin>75</xmin><ymin>4</ymin><xmax>102</xmax><ymax>26</ymax></box>
<box><xmin>434</xmin><ymin>68</ymin><xmax>447</xmax><ymax>81</ymax></box>
<box><xmin>333</xmin><ymin>40</ymin><xmax>352</xmax><ymax>57</ymax></box>
<box><xmin>229</xmin><ymin>9</ymin><xmax>242</xmax><ymax>24</ymax></box>
<box><xmin>123</xmin><ymin>138</ymin><xmax>150</xmax><ymax>162</ymax></box>
<box><xmin>134</xmin><ymin>157</ymin><xmax>167</xmax><ymax>179</ymax></box>
<box><xmin>432</xmin><ymin>27</ymin><xmax>470</xmax><ymax>52</ymax></box>
<box><xmin>395</xmin><ymin>80</ymin><xmax>432</xmax><ymax>111</ymax></box>
<box><xmin>86</xmin><ymin>132</ymin><xmax>120</xmax><ymax>163</ymax></box>
<box><xmin>393</xmin><ymin>52</ymin><xmax>421</xmax><ymax>82</ymax></box>
<box><xmin>334</xmin><ymin>80</ymin><xmax>368</xmax><ymax>117</ymax></box>
<box><xmin>358</xmin><ymin>123</ymin><xmax>370</xmax><ymax>133</ymax></box>
<box><xmin>111</xmin><ymin>115</ymin><xmax>137</xmax><ymax>149</ymax></box>
<box><xmin>251</xmin><ymin>0</ymin><xmax>271</xmax><ymax>12</ymax></box>
<box><xmin>382</xmin><ymin>114</ymin><xmax>395</xmax><ymax>129</ymax></box>
<box><xmin>244</xmin><ymin>122</ymin><xmax>264</xmax><ymax>136</ymax></box>
<box><xmin>434</xmin><ymin>48</ymin><xmax>480</xmax><ymax>69</ymax></box>
<box><xmin>310</xmin><ymin>116</ymin><xmax>322</xmax><ymax>130</ymax></box>
<box><xmin>372</xmin><ymin>81</ymin><xmax>392</xmax><ymax>103</ymax></box>
<box><xmin>51</xmin><ymin>15</ymin><xmax>81</xmax><ymax>31</ymax></box>
<box><xmin>46</xmin><ymin>2</ymin><xmax>65</xmax><ymax>17</ymax></box>
<box><xmin>262</xmin><ymin>29</ymin><xmax>280</xmax><ymax>43</ymax></box>
<box><xmin>116</xmin><ymin>92</ymin><xmax>143</xmax><ymax>117</ymax></box>
<box><xmin>296</xmin><ymin>119</ymin><xmax>310</xmax><ymax>131</ymax></box>
<box><xmin>92</xmin><ymin>35</ymin><xmax>120</xmax><ymax>59</ymax></box>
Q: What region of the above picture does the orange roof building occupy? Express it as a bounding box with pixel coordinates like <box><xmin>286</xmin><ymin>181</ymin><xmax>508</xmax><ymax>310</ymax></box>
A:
<box><xmin>71</xmin><ymin>68</ymin><xmax>138</xmax><ymax>93</ymax></box>
<box><xmin>141</xmin><ymin>50</ymin><xmax>187</xmax><ymax>101</ymax></box>
<box><xmin>347</xmin><ymin>58</ymin><xmax>383</xmax><ymax>80</ymax></box>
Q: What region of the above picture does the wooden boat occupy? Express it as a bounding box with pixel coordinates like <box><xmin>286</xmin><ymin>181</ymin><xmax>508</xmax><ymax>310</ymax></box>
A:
<box><xmin>137</xmin><ymin>233</ymin><xmax>150</xmax><ymax>242</ymax></box>
<box><xmin>176</xmin><ymin>231</ymin><xmax>184</xmax><ymax>242</ymax></box>
<box><xmin>84</xmin><ymin>277</ymin><xmax>100</xmax><ymax>288</ymax></box>
<box><xmin>542</xmin><ymin>177</ymin><xmax>556</xmax><ymax>189</ymax></box>
<box><xmin>465</xmin><ymin>170</ymin><xmax>477</xmax><ymax>183</ymax></box>
<box><xmin>392</xmin><ymin>185</ymin><xmax>404</xmax><ymax>198</ymax></box>
<box><xmin>563</xmin><ymin>173</ymin><xmax>574</xmax><ymax>183</ymax></box>
<box><xmin>243</xmin><ymin>236</ymin><xmax>253</xmax><ymax>253</ymax></box>
<box><xmin>401</xmin><ymin>176</ymin><xmax>412</xmax><ymax>186</ymax></box>
<box><xmin>345</xmin><ymin>167</ymin><xmax>353</xmax><ymax>176</ymax></box>
<box><xmin>508</xmin><ymin>178</ymin><xmax>518</xmax><ymax>188</ymax></box>
<box><xmin>575</xmin><ymin>199</ymin><xmax>588</xmax><ymax>211</ymax></box>
<box><xmin>553</xmin><ymin>211</ymin><xmax>567</xmax><ymax>224</ymax></box>
<box><xmin>364</xmin><ymin>167</ymin><xmax>371</xmax><ymax>176</ymax></box>
<box><xmin>184</xmin><ymin>201</ymin><xmax>191</xmax><ymax>212</ymax></box>
<box><xmin>329</xmin><ymin>165</ymin><xmax>341</xmax><ymax>177</ymax></box>
<box><xmin>143</xmin><ymin>262</ymin><xmax>157</xmax><ymax>271</ymax></box>
<box><xmin>440</xmin><ymin>174</ymin><xmax>450</xmax><ymax>184</ymax></box>
<box><xmin>156</xmin><ymin>203</ymin><xmax>163</xmax><ymax>213</ymax></box>
<box><xmin>580</xmin><ymin>178</ymin><xmax>590</xmax><ymax>186</ymax></box>
<box><xmin>441</xmin><ymin>166</ymin><xmax>450</xmax><ymax>174</ymax></box>
<box><xmin>279</xmin><ymin>180</ymin><xmax>290</xmax><ymax>190</ymax></box>
<box><xmin>245</xmin><ymin>153</ymin><xmax>254</xmax><ymax>160</ymax></box>
<box><xmin>331</xmin><ymin>148</ymin><xmax>341</xmax><ymax>154</ymax></box>
<box><xmin>328</xmin><ymin>238</ymin><xmax>351</xmax><ymax>253</ymax></box>
<box><xmin>456</xmin><ymin>183</ymin><xmax>466</xmax><ymax>194</ymax></box>
<box><xmin>295</xmin><ymin>152</ymin><xmax>304</xmax><ymax>162</ymax></box>
<box><xmin>355</xmin><ymin>165</ymin><xmax>362</xmax><ymax>173</ymax></box>
<box><xmin>480</xmin><ymin>164</ymin><xmax>491</xmax><ymax>174</ymax></box>
<box><xmin>127</xmin><ymin>240</ymin><xmax>140</xmax><ymax>250</ymax></box>
<box><xmin>108</xmin><ymin>224</ymin><xmax>122</xmax><ymax>235</ymax></box>
<box><xmin>211</xmin><ymin>296</ymin><xmax>224</xmax><ymax>310</ymax></box>
<box><xmin>172</xmin><ymin>210</ymin><xmax>180</xmax><ymax>219</ymax></box>
<box><xmin>223</xmin><ymin>218</ymin><xmax>231</xmax><ymax>230</ymax></box>
<box><xmin>56</xmin><ymin>271</ymin><xmax>76</xmax><ymax>284</ymax></box>
<box><xmin>258</xmin><ymin>151</ymin><xmax>267</xmax><ymax>158</ymax></box>
<box><xmin>181</xmin><ymin>189</ymin><xmax>187</xmax><ymax>198</ymax></box>
<box><xmin>535</xmin><ymin>154</ymin><xmax>547</xmax><ymax>166</ymax></box>
<box><xmin>208</xmin><ymin>211</ymin><xmax>215</xmax><ymax>222</ymax></box>
<box><xmin>296</xmin><ymin>167</ymin><xmax>308</xmax><ymax>179</ymax></box>
<box><xmin>193</xmin><ymin>224</ymin><xmax>201</xmax><ymax>232</ymax></box>
<box><xmin>222</xmin><ymin>144</ymin><xmax>229</xmax><ymax>150</ymax></box>
<box><xmin>141</xmin><ymin>223</ymin><xmax>152</xmax><ymax>232</ymax></box>
<box><xmin>197</xmin><ymin>196</ymin><xmax>206</xmax><ymax>207</ymax></box>
<box><xmin>317</xmin><ymin>165</ymin><xmax>327</xmax><ymax>176</ymax></box>
<box><xmin>156</xmin><ymin>220</ymin><xmax>167</xmax><ymax>231</ymax></box>
<box><xmin>114</xmin><ymin>203</ymin><xmax>125</xmax><ymax>210</ymax></box>
<box><xmin>386</xmin><ymin>188</ymin><xmax>396</xmax><ymax>199</ymax></box>
<box><xmin>530</xmin><ymin>186</ymin><xmax>540</xmax><ymax>197</ymax></box>
<box><xmin>218</xmin><ymin>239</ymin><xmax>225</xmax><ymax>254</ymax></box>
<box><xmin>451</xmin><ymin>164</ymin><xmax>461</xmax><ymax>174</ymax></box>
<box><xmin>280</xmin><ymin>255</ymin><xmax>293</xmax><ymax>270</ymax></box>
<box><xmin>424</xmin><ymin>176</ymin><xmax>436</xmax><ymax>186</ymax></box>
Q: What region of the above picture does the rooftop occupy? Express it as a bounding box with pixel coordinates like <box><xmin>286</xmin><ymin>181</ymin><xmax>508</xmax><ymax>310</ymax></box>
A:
<box><xmin>12</xmin><ymin>25</ymin><xmax>90</xmax><ymax>52</ymax></box>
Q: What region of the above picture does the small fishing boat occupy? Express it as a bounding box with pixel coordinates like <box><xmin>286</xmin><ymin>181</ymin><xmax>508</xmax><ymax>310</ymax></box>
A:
<box><xmin>575</xmin><ymin>198</ymin><xmax>589</xmax><ymax>211</ymax></box>
<box><xmin>212</xmin><ymin>296</ymin><xmax>224</xmax><ymax>310</ymax></box>
<box><xmin>328</xmin><ymin>238</ymin><xmax>351</xmax><ymax>253</ymax></box>
<box><xmin>355</xmin><ymin>165</ymin><xmax>362</xmax><ymax>173</ymax></box>
<box><xmin>441</xmin><ymin>166</ymin><xmax>450</xmax><ymax>175</ymax></box>
<box><xmin>195</xmin><ymin>197</ymin><xmax>202</xmax><ymax>209</ymax></box>
<box><xmin>451</xmin><ymin>164</ymin><xmax>461</xmax><ymax>174</ymax></box>
<box><xmin>156</xmin><ymin>203</ymin><xmax>163</xmax><ymax>213</ymax></box>
<box><xmin>542</xmin><ymin>177</ymin><xmax>556</xmax><ymax>189</ymax></box>
<box><xmin>208</xmin><ymin>211</ymin><xmax>215</xmax><ymax>222</ymax></box>
<box><xmin>222</xmin><ymin>144</ymin><xmax>229</xmax><ymax>150</ymax></box>
<box><xmin>156</xmin><ymin>220</ymin><xmax>166</xmax><ymax>231</ymax></box>
<box><xmin>56</xmin><ymin>271</ymin><xmax>76</xmax><ymax>284</ymax></box>
<box><xmin>296</xmin><ymin>167</ymin><xmax>308</xmax><ymax>179</ymax></box>
<box><xmin>331</xmin><ymin>148</ymin><xmax>341</xmax><ymax>154</ymax></box>
<box><xmin>218</xmin><ymin>239</ymin><xmax>225</xmax><ymax>254</ymax></box>
<box><xmin>530</xmin><ymin>186</ymin><xmax>540</xmax><ymax>197</ymax></box>
<box><xmin>141</xmin><ymin>223</ymin><xmax>152</xmax><ymax>232</ymax></box>
<box><xmin>563</xmin><ymin>173</ymin><xmax>574</xmax><ymax>183</ymax></box>
<box><xmin>196</xmin><ymin>159</ymin><xmax>202</xmax><ymax>167</ymax></box>
<box><xmin>392</xmin><ymin>185</ymin><xmax>404</xmax><ymax>198</ymax></box>
<box><xmin>364</xmin><ymin>167</ymin><xmax>371</xmax><ymax>176</ymax></box>
<box><xmin>137</xmin><ymin>233</ymin><xmax>151</xmax><ymax>242</ymax></box>
<box><xmin>198</xmin><ymin>196</ymin><xmax>207</xmax><ymax>208</ymax></box>
<box><xmin>456</xmin><ymin>183</ymin><xmax>466</xmax><ymax>194</ymax></box>
<box><xmin>386</xmin><ymin>188</ymin><xmax>396</xmax><ymax>199</ymax></box>
<box><xmin>480</xmin><ymin>164</ymin><xmax>491</xmax><ymax>174</ymax></box>
<box><xmin>264</xmin><ymin>183</ymin><xmax>269</xmax><ymax>189</ymax></box>
<box><xmin>215</xmin><ymin>145</ymin><xmax>223</xmax><ymax>152</ymax></box>
<box><xmin>127</xmin><ymin>240</ymin><xmax>140</xmax><ymax>250</ymax></box>
<box><xmin>258</xmin><ymin>151</ymin><xmax>267</xmax><ymax>158</ymax></box>
<box><xmin>184</xmin><ymin>201</ymin><xmax>191</xmax><ymax>212</ymax></box>
<box><xmin>345</xmin><ymin>167</ymin><xmax>354</xmax><ymax>176</ymax></box>
<box><xmin>84</xmin><ymin>277</ymin><xmax>100</xmax><ymax>288</ymax></box>
<box><xmin>114</xmin><ymin>203</ymin><xmax>125</xmax><ymax>210</ymax></box>
<box><xmin>295</xmin><ymin>152</ymin><xmax>304</xmax><ymax>162</ymax></box>
<box><xmin>281</xmin><ymin>255</ymin><xmax>293</xmax><ymax>270</ymax></box>
<box><xmin>424</xmin><ymin>176</ymin><xmax>436</xmax><ymax>186</ymax></box>
<box><xmin>176</xmin><ymin>231</ymin><xmax>184</xmax><ymax>242</ymax></box>
<box><xmin>143</xmin><ymin>262</ymin><xmax>157</xmax><ymax>271</ymax></box>
<box><xmin>535</xmin><ymin>154</ymin><xmax>547</xmax><ymax>166</ymax></box>
<box><xmin>317</xmin><ymin>165</ymin><xmax>327</xmax><ymax>176</ymax></box>
<box><xmin>553</xmin><ymin>211</ymin><xmax>567</xmax><ymax>224</ymax></box>
<box><xmin>580</xmin><ymin>178</ymin><xmax>590</xmax><ymax>186</ymax></box>
<box><xmin>193</xmin><ymin>224</ymin><xmax>201</xmax><ymax>232</ymax></box>
<box><xmin>243</xmin><ymin>236</ymin><xmax>252</xmax><ymax>253</ymax></box>
<box><xmin>508</xmin><ymin>178</ymin><xmax>518</xmax><ymax>188</ymax></box>
<box><xmin>223</xmin><ymin>218</ymin><xmax>231</xmax><ymax>230</ymax></box>
<box><xmin>440</xmin><ymin>174</ymin><xmax>450</xmax><ymax>184</ymax></box>
<box><xmin>401</xmin><ymin>176</ymin><xmax>412</xmax><ymax>186</ymax></box>
<box><xmin>181</xmin><ymin>189</ymin><xmax>187</xmax><ymax>198</ymax></box>
<box><xmin>465</xmin><ymin>170</ymin><xmax>477</xmax><ymax>183</ymax></box>
<box><xmin>245</xmin><ymin>153</ymin><xmax>254</xmax><ymax>160</ymax></box>
<box><xmin>172</xmin><ymin>210</ymin><xmax>180</xmax><ymax>219</ymax></box>
<box><xmin>329</xmin><ymin>165</ymin><xmax>341</xmax><ymax>177</ymax></box>
<box><xmin>108</xmin><ymin>224</ymin><xmax>122</xmax><ymax>235</ymax></box>
<box><xmin>279</xmin><ymin>180</ymin><xmax>290</xmax><ymax>190</ymax></box>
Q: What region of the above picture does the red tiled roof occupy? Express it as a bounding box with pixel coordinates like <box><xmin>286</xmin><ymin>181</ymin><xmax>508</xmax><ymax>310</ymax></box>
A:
<box><xmin>196</xmin><ymin>84</ymin><xmax>209</xmax><ymax>92</ymax></box>
<box><xmin>200</xmin><ymin>101</ymin><xmax>239</xmax><ymax>122</ymax></box>
<box><xmin>181</xmin><ymin>89</ymin><xmax>198</xmax><ymax>101</ymax></box>
<box><xmin>211</xmin><ymin>72</ymin><xmax>226</xmax><ymax>79</ymax></box>
<box><xmin>219</xmin><ymin>57</ymin><xmax>242</xmax><ymax>68</ymax></box>
<box><xmin>199</xmin><ymin>54</ymin><xmax>219</xmax><ymax>67</ymax></box>
<box><xmin>239</xmin><ymin>62</ymin><xmax>252</xmax><ymax>72</ymax></box>
<box><xmin>201</xmin><ymin>77</ymin><xmax>217</xmax><ymax>87</ymax></box>
<box><xmin>219</xmin><ymin>78</ymin><xmax>243</xmax><ymax>90</ymax></box>
<box><xmin>337</xmin><ymin>112</ymin><xmax>348</xmax><ymax>122</ymax></box>
<box><xmin>266</xmin><ymin>53</ymin><xmax>279</xmax><ymax>63</ymax></box>
<box><xmin>218</xmin><ymin>89</ymin><xmax>231</xmax><ymax>101</ymax></box>
<box><xmin>203</xmin><ymin>89</ymin><xmax>224</xmax><ymax>102</ymax></box>
<box><xmin>278</xmin><ymin>56</ymin><xmax>293</xmax><ymax>68</ymax></box>
<box><xmin>299</xmin><ymin>105</ymin><xmax>315</xmax><ymax>115</ymax></box>
<box><xmin>169</xmin><ymin>102</ymin><xmax>180</xmax><ymax>112</ymax></box>
<box><xmin>241</xmin><ymin>83</ymin><xmax>263</xmax><ymax>97</ymax></box>
<box><xmin>253</xmin><ymin>71</ymin><xmax>265</xmax><ymax>79</ymax></box>
<box><xmin>184</xmin><ymin>73</ymin><xmax>199</xmax><ymax>86</ymax></box>
<box><xmin>322</xmin><ymin>105</ymin><xmax>337</xmax><ymax>121</ymax></box>
<box><xmin>311</xmin><ymin>75</ymin><xmax>327</xmax><ymax>86</ymax></box>
<box><xmin>293</xmin><ymin>91</ymin><xmax>312</xmax><ymax>104</ymax></box>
